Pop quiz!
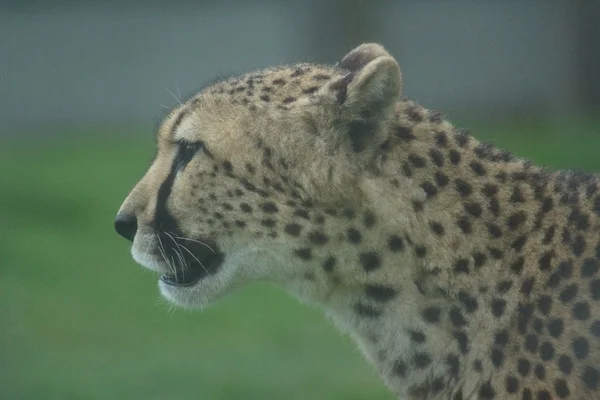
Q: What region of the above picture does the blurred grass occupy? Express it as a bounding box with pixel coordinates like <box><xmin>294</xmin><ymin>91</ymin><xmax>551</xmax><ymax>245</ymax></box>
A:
<box><xmin>1</xmin><ymin>116</ymin><xmax>599</xmax><ymax>400</ymax></box>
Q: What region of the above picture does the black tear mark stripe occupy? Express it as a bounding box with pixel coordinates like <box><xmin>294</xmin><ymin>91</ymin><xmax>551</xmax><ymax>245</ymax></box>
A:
<box><xmin>154</xmin><ymin>112</ymin><xmax>209</xmax><ymax>231</ymax></box>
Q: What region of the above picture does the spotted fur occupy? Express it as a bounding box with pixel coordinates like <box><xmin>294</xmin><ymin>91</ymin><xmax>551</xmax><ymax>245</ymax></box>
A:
<box><xmin>116</xmin><ymin>43</ymin><xmax>600</xmax><ymax>399</ymax></box>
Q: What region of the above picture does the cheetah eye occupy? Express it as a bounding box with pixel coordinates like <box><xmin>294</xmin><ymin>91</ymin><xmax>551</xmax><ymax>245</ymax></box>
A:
<box><xmin>174</xmin><ymin>139</ymin><xmax>205</xmax><ymax>172</ymax></box>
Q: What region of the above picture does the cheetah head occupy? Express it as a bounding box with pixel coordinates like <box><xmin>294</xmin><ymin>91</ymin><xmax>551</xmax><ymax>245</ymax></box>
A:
<box><xmin>115</xmin><ymin>44</ymin><xmax>402</xmax><ymax>308</ymax></box>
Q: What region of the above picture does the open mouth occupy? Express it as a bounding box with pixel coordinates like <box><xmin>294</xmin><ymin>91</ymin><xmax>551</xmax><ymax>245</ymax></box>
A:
<box><xmin>156</xmin><ymin>234</ymin><xmax>225</xmax><ymax>287</ymax></box>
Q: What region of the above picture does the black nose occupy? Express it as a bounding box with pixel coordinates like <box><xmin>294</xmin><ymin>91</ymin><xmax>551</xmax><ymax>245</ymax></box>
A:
<box><xmin>114</xmin><ymin>211</ymin><xmax>137</xmax><ymax>242</ymax></box>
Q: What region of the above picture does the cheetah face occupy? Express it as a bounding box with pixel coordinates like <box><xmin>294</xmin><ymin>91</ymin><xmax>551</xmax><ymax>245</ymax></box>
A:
<box><xmin>115</xmin><ymin>44</ymin><xmax>402</xmax><ymax>308</ymax></box>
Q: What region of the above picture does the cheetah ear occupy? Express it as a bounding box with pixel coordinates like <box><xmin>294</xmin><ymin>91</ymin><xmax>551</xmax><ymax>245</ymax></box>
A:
<box><xmin>329</xmin><ymin>44</ymin><xmax>402</xmax><ymax>151</ymax></box>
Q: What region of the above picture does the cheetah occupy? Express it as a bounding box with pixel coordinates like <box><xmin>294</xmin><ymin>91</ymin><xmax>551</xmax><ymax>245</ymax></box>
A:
<box><xmin>115</xmin><ymin>43</ymin><xmax>600</xmax><ymax>399</ymax></box>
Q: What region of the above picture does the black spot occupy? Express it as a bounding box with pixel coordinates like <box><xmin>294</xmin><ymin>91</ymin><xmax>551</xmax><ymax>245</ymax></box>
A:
<box><xmin>582</xmin><ymin>258</ymin><xmax>599</xmax><ymax>277</ymax></box>
<box><xmin>322</xmin><ymin>256</ymin><xmax>336</xmax><ymax>272</ymax></box>
<box><xmin>363</xmin><ymin>211</ymin><xmax>376</xmax><ymax>228</ymax></box>
<box><xmin>491</xmin><ymin>348</ymin><xmax>503</xmax><ymax>367</ymax></box>
<box><xmin>302</xmin><ymin>86</ymin><xmax>319</xmax><ymax>95</ymax></box>
<box><xmin>446</xmin><ymin>353</ymin><xmax>460</xmax><ymax>377</ymax></box>
<box><xmin>591</xmin><ymin>278</ymin><xmax>600</xmax><ymax>299</ymax></box>
<box><xmin>505</xmin><ymin>376</ymin><xmax>519</xmax><ymax>393</ymax></box>
<box><xmin>413</xmin><ymin>352</ymin><xmax>432</xmax><ymax>369</ymax></box>
<box><xmin>491</xmin><ymin>298</ymin><xmax>506</xmax><ymax>317</ymax></box>
<box><xmin>487</xmin><ymin>223</ymin><xmax>503</xmax><ymax>238</ymax></box>
<box><xmin>510</xmin><ymin>186</ymin><xmax>526</xmax><ymax>203</ymax></box>
<box><xmin>435</xmin><ymin>131</ymin><xmax>448</xmax><ymax>147</ymax></box>
<box><xmin>365</xmin><ymin>285</ymin><xmax>397</xmax><ymax>302</ymax></box>
<box><xmin>261</xmin><ymin>218</ymin><xmax>276</xmax><ymax>227</ymax></box>
<box><xmin>429</xmin><ymin>148</ymin><xmax>444</xmax><ymax>167</ymax></box>
<box><xmin>455</xmin><ymin>179</ymin><xmax>473</xmax><ymax>196</ymax></box>
<box><xmin>534</xmin><ymin>364</ymin><xmax>545</xmax><ymax>380</ymax></box>
<box><xmin>346</xmin><ymin>228</ymin><xmax>362</xmax><ymax>244</ymax></box>
<box><xmin>573</xmin><ymin>336</ymin><xmax>589</xmax><ymax>359</ymax></box>
<box><xmin>393</xmin><ymin>360</ymin><xmax>407</xmax><ymax>377</ymax></box>
<box><xmin>359</xmin><ymin>252</ymin><xmax>381</xmax><ymax>272</ymax></box>
<box><xmin>582</xmin><ymin>366</ymin><xmax>600</xmax><ymax>390</ymax></box>
<box><xmin>282</xmin><ymin>96</ymin><xmax>296</xmax><ymax>104</ymax></box>
<box><xmin>538</xmin><ymin>251</ymin><xmax>554</xmax><ymax>271</ymax></box>
<box><xmin>478</xmin><ymin>381</ymin><xmax>495</xmax><ymax>399</ymax></box>
<box><xmin>469</xmin><ymin>161</ymin><xmax>486</xmax><ymax>176</ymax></box>
<box><xmin>415</xmin><ymin>246</ymin><xmax>427</xmax><ymax>258</ymax></box>
<box><xmin>517</xmin><ymin>358</ymin><xmax>530</xmax><ymax>377</ymax></box>
<box><xmin>454</xmin><ymin>259</ymin><xmax>470</xmax><ymax>274</ymax></box>
<box><xmin>395</xmin><ymin>126</ymin><xmax>416</xmax><ymax>141</ymax></box>
<box><xmin>435</xmin><ymin>171</ymin><xmax>449</xmax><ymax>186</ymax></box>
<box><xmin>572</xmin><ymin>301</ymin><xmax>590</xmax><ymax>320</ymax></box>
<box><xmin>511</xmin><ymin>235</ymin><xmax>528</xmax><ymax>251</ymax></box>
<box><xmin>401</xmin><ymin>162</ymin><xmax>412</xmax><ymax>177</ymax></box>
<box><xmin>422</xmin><ymin>306</ymin><xmax>441</xmax><ymax>323</ymax></box>
<box><xmin>239</xmin><ymin>203</ymin><xmax>252</xmax><ymax>213</ymax></box>
<box><xmin>283</xmin><ymin>223</ymin><xmax>302</xmax><ymax>236</ymax></box>
<box><xmin>294</xmin><ymin>248</ymin><xmax>312</xmax><ymax>260</ymax></box>
<box><xmin>554</xmin><ymin>379</ymin><xmax>570</xmax><ymax>398</ymax></box>
<box><xmin>408</xmin><ymin>330</ymin><xmax>426</xmax><ymax>343</ymax></box>
<box><xmin>489</xmin><ymin>197</ymin><xmax>500</xmax><ymax>216</ymax></box>
<box><xmin>421</xmin><ymin>182</ymin><xmax>438</xmax><ymax>198</ymax></box>
<box><xmin>539</xmin><ymin>342</ymin><xmax>554</xmax><ymax>361</ymax></box>
<box><xmin>494</xmin><ymin>330</ymin><xmax>509</xmax><ymax>347</ymax></box>
<box><xmin>591</xmin><ymin>320</ymin><xmax>600</xmax><ymax>337</ymax></box>
<box><xmin>412</xmin><ymin>200</ymin><xmax>425</xmax><ymax>212</ymax></box>
<box><xmin>353</xmin><ymin>302</ymin><xmax>382</xmax><ymax>318</ymax></box>
<box><xmin>558</xmin><ymin>354</ymin><xmax>572</xmax><ymax>374</ymax></box>
<box><xmin>559</xmin><ymin>284</ymin><xmax>578</xmax><ymax>303</ymax></box>
<box><xmin>449</xmin><ymin>307</ymin><xmax>467</xmax><ymax>327</ymax></box>
<box><xmin>260</xmin><ymin>201</ymin><xmax>278</xmax><ymax>213</ymax></box>
<box><xmin>308</xmin><ymin>231</ymin><xmax>328</xmax><ymax>245</ymax></box>
<box><xmin>473</xmin><ymin>252</ymin><xmax>487</xmax><ymax>268</ymax></box>
<box><xmin>458</xmin><ymin>291</ymin><xmax>478</xmax><ymax>313</ymax></box>
<box><xmin>342</xmin><ymin>208</ymin><xmax>355</xmax><ymax>219</ymax></box>
<box><xmin>541</xmin><ymin>197</ymin><xmax>553</xmax><ymax>213</ymax></box>
<box><xmin>571</xmin><ymin>234</ymin><xmax>586</xmax><ymax>256</ymax></box>
<box><xmin>457</xmin><ymin>217</ymin><xmax>472</xmax><ymax>234</ymax></box>
<box><xmin>524</xmin><ymin>334</ymin><xmax>539</xmax><ymax>353</ymax></box>
<box><xmin>453</xmin><ymin>330</ymin><xmax>469</xmax><ymax>354</ymax></box>
<box><xmin>537</xmin><ymin>295</ymin><xmax>552</xmax><ymax>315</ymax></box>
<box><xmin>521</xmin><ymin>277</ymin><xmax>535</xmax><ymax>296</ymax></box>
<box><xmin>388</xmin><ymin>235</ymin><xmax>404</xmax><ymax>252</ymax></box>
<box><xmin>482</xmin><ymin>184</ymin><xmax>498</xmax><ymax>197</ymax></box>
<box><xmin>294</xmin><ymin>209</ymin><xmax>310</xmax><ymax>220</ymax></box>
<box><xmin>449</xmin><ymin>150</ymin><xmax>461</xmax><ymax>164</ymax></box>
<box><xmin>537</xmin><ymin>390</ymin><xmax>551</xmax><ymax>400</ymax></box>
<box><xmin>408</xmin><ymin>154</ymin><xmax>427</xmax><ymax>168</ymax></box>
<box><xmin>429</xmin><ymin>221</ymin><xmax>445</xmax><ymax>235</ymax></box>
<box><xmin>542</xmin><ymin>225</ymin><xmax>556</xmax><ymax>244</ymax></box>
<box><xmin>507</xmin><ymin>211</ymin><xmax>527</xmax><ymax>230</ymax></box>
<box><xmin>464</xmin><ymin>202</ymin><xmax>483</xmax><ymax>217</ymax></box>
<box><xmin>547</xmin><ymin>318</ymin><xmax>564</xmax><ymax>338</ymax></box>
<box><xmin>488</xmin><ymin>247</ymin><xmax>504</xmax><ymax>259</ymax></box>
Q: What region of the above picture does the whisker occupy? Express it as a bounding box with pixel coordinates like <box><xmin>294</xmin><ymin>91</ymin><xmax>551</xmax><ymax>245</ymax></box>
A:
<box><xmin>173</xmin><ymin>236</ymin><xmax>216</xmax><ymax>254</ymax></box>
<box><xmin>166</xmin><ymin>87</ymin><xmax>182</xmax><ymax>106</ymax></box>
<box><xmin>157</xmin><ymin>234</ymin><xmax>175</xmax><ymax>275</ymax></box>
<box><xmin>165</xmin><ymin>232</ymin><xmax>189</xmax><ymax>278</ymax></box>
<box><xmin>178</xmin><ymin>242</ymin><xmax>210</xmax><ymax>276</ymax></box>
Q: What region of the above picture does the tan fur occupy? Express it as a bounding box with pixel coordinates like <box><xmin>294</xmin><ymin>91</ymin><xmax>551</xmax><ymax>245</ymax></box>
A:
<box><xmin>117</xmin><ymin>43</ymin><xmax>600</xmax><ymax>399</ymax></box>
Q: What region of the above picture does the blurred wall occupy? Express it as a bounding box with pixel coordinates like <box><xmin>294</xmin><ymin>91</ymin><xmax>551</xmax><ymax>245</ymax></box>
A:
<box><xmin>0</xmin><ymin>0</ymin><xmax>595</xmax><ymax>134</ymax></box>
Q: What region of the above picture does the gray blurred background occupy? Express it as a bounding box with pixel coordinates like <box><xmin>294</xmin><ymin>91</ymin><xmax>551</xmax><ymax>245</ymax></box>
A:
<box><xmin>2</xmin><ymin>0</ymin><xmax>599</xmax><ymax>134</ymax></box>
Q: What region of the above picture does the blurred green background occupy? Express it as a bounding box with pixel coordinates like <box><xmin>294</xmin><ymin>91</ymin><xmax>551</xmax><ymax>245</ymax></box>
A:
<box><xmin>2</xmin><ymin>1</ymin><xmax>600</xmax><ymax>399</ymax></box>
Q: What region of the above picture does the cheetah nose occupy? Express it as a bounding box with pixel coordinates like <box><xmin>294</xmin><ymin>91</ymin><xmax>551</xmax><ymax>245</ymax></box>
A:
<box><xmin>114</xmin><ymin>211</ymin><xmax>138</xmax><ymax>242</ymax></box>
